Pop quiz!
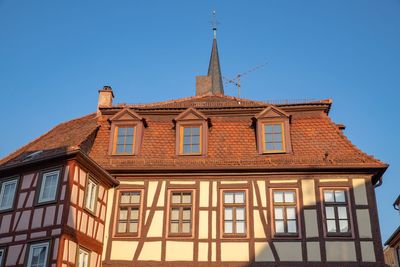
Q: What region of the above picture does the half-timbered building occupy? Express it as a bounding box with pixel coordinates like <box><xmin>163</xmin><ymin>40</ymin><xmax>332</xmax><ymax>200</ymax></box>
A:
<box><xmin>0</xmin><ymin>27</ymin><xmax>389</xmax><ymax>267</ymax></box>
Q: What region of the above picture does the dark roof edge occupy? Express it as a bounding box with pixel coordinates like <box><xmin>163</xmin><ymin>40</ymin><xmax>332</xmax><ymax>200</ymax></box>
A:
<box><xmin>384</xmin><ymin>226</ymin><xmax>400</xmax><ymax>246</ymax></box>
<box><xmin>0</xmin><ymin>149</ymin><xmax>118</xmax><ymax>187</ymax></box>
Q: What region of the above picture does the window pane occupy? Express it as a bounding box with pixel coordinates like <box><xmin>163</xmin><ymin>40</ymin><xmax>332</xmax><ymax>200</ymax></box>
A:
<box><xmin>287</xmin><ymin>220</ymin><xmax>297</xmax><ymax>233</ymax></box>
<box><xmin>337</xmin><ymin>207</ymin><xmax>347</xmax><ymax>219</ymax></box>
<box><xmin>119</xmin><ymin>209</ymin><xmax>128</xmax><ymax>220</ymax></box>
<box><xmin>265</xmin><ymin>125</ymin><xmax>273</xmax><ymax>133</ymax></box>
<box><xmin>182</xmin><ymin>222</ymin><xmax>191</xmax><ymax>233</ymax></box>
<box><xmin>236</xmin><ymin>208</ymin><xmax>245</xmax><ymax>220</ymax></box>
<box><xmin>126</xmin><ymin>127</ymin><xmax>134</xmax><ymax>135</ymax></box>
<box><xmin>224</xmin><ymin>208</ymin><xmax>233</xmax><ymax>220</ymax></box>
<box><xmin>191</xmin><ymin>127</ymin><xmax>200</xmax><ymax>136</ymax></box>
<box><xmin>325</xmin><ymin>207</ymin><xmax>335</xmax><ymax>219</ymax></box>
<box><xmin>286</xmin><ymin>207</ymin><xmax>296</xmax><ymax>220</ymax></box>
<box><xmin>324</xmin><ymin>190</ymin><xmax>334</xmax><ymax>202</ymax></box>
<box><xmin>117</xmin><ymin>222</ymin><xmax>126</xmax><ymax>232</ymax></box>
<box><xmin>131</xmin><ymin>193</ymin><xmax>140</xmax><ymax>204</ymax></box>
<box><xmin>275</xmin><ymin>143</ymin><xmax>283</xmax><ymax>151</ymax></box>
<box><xmin>117</xmin><ymin>136</ymin><xmax>124</xmax><ymax>145</ymax></box>
<box><xmin>191</xmin><ymin>144</ymin><xmax>200</xmax><ymax>153</ymax></box>
<box><xmin>192</xmin><ymin>135</ymin><xmax>200</xmax><ymax>145</ymax></box>
<box><xmin>274</xmin><ymin>133</ymin><xmax>283</xmax><ymax>142</ymax></box>
<box><xmin>171</xmin><ymin>209</ymin><xmax>179</xmax><ymax>220</ymax></box>
<box><xmin>182</xmin><ymin>193</ymin><xmax>191</xmax><ymax>204</ymax></box>
<box><xmin>116</xmin><ymin>144</ymin><xmax>125</xmax><ymax>153</ymax></box>
<box><xmin>183</xmin><ymin>127</ymin><xmax>191</xmax><ymax>136</ymax></box>
<box><xmin>339</xmin><ymin>220</ymin><xmax>349</xmax><ymax>233</ymax></box>
<box><xmin>236</xmin><ymin>221</ymin><xmax>245</xmax><ymax>234</ymax></box>
<box><xmin>120</xmin><ymin>193</ymin><xmax>130</xmax><ymax>204</ymax></box>
<box><xmin>130</xmin><ymin>209</ymin><xmax>139</xmax><ymax>220</ymax></box>
<box><xmin>266</xmin><ymin>143</ymin><xmax>275</xmax><ymax>151</ymax></box>
<box><xmin>118</xmin><ymin>127</ymin><xmax>127</xmax><ymax>136</ymax></box>
<box><xmin>125</xmin><ymin>135</ymin><xmax>133</xmax><ymax>145</ymax></box>
<box><xmin>275</xmin><ymin>220</ymin><xmax>284</xmax><ymax>233</ymax></box>
<box><xmin>224</xmin><ymin>221</ymin><xmax>233</xmax><ymax>233</ymax></box>
<box><xmin>31</xmin><ymin>246</ymin><xmax>47</xmax><ymax>266</ymax></box>
<box><xmin>0</xmin><ymin>180</ymin><xmax>17</xmax><ymax>209</ymax></box>
<box><xmin>234</xmin><ymin>192</ymin><xmax>245</xmax><ymax>203</ymax></box>
<box><xmin>183</xmin><ymin>136</ymin><xmax>191</xmax><ymax>145</ymax></box>
<box><xmin>170</xmin><ymin>222</ymin><xmax>179</xmax><ymax>233</ymax></box>
<box><xmin>273</xmin><ymin>192</ymin><xmax>284</xmax><ymax>203</ymax></box>
<box><xmin>335</xmin><ymin>190</ymin><xmax>345</xmax><ymax>202</ymax></box>
<box><xmin>125</xmin><ymin>145</ymin><xmax>133</xmax><ymax>154</ymax></box>
<box><xmin>274</xmin><ymin>207</ymin><xmax>284</xmax><ymax>220</ymax></box>
<box><xmin>284</xmin><ymin>191</ymin><xmax>295</xmax><ymax>203</ymax></box>
<box><xmin>224</xmin><ymin>192</ymin><xmax>234</xmax><ymax>204</ymax></box>
<box><xmin>172</xmin><ymin>194</ymin><xmax>181</xmax><ymax>204</ymax></box>
<box><xmin>273</xmin><ymin>124</ymin><xmax>282</xmax><ymax>133</ymax></box>
<box><xmin>183</xmin><ymin>145</ymin><xmax>191</xmax><ymax>154</ymax></box>
<box><xmin>327</xmin><ymin>219</ymin><xmax>336</xmax><ymax>232</ymax></box>
<box><xmin>129</xmin><ymin>222</ymin><xmax>138</xmax><ymax>233</ymax></box>
<box><xmin>182</xmin><ymin>208</ymin><xmax>191</xmax><ymax>220</ymax></box>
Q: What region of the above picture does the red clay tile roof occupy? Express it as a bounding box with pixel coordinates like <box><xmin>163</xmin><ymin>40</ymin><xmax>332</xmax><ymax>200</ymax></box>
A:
<box><xmin>0</xmin><ymin>113</ymin><xmax>99</xmax><ymax>168</ymax></box>
<box><xmin>0</xmin><ymin>95</ymin><xmax>386</xmax><ymax>173</ymax></box>
<box><xmin>89</xmin><ymin>98</ymin><xmax>386</xmax><ymax>170</ymax></box>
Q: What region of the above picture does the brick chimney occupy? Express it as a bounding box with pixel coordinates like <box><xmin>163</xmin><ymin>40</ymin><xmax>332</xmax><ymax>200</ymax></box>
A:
<box><xmin>97</xmin><ymin>85</ymin><xmax>114</xmax><ymax>114</ymax></box>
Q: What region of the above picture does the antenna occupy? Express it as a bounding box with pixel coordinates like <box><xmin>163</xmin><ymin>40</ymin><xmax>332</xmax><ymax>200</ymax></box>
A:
<box><xmin>223</xmin><ymin>62</ymin><xmax>268</xmax><ymax>97</ymax></box>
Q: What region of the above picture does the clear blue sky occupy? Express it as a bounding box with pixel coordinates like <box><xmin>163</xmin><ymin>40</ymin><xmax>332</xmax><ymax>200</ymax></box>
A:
<box><xmin>0</xmin><ymin>0</ymin><xmax>399</xmax><ymax>243</ymax></box>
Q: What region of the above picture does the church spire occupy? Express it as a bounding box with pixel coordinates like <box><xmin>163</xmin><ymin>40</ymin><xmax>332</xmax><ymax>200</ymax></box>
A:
<box><xmin>195</xmin><ymin>11</ymin><xmax>224</xmax><ymax>96</ymax></box>
<box><xmin>207</xmin><ymin>11</ymin><xmax>224</xmax><ymax>95</ymax></box>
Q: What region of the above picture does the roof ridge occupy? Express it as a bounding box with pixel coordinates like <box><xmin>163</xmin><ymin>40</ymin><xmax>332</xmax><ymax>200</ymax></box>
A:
<box><xmin>0</xmin><ymin>112</ymin><xmax>96</xmax><ymax>166</ymax></box>
<box><xmin>321</xmin><ymin>112</ymin><xmax>386</xmax><ymax>165</ymax></box>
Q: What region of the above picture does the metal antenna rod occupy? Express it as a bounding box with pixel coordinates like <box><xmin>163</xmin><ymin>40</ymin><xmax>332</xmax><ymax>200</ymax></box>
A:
<box><xmin>223</xmin><ymin>62</ymin><xmax>268</xmax><ymax>97</ymax></box>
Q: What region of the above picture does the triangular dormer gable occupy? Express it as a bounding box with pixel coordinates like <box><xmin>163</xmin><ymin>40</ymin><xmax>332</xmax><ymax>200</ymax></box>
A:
<box><xmin>254</xmin><ymin>106</ymin><xmax>290</xmax><ymax>120</ymax></box>
<box><xmin>109</xmin><ymin>108</ymin><xmax>143</xmax><ymax>122</ymax></box>
<box><xmin>174</xmin><ymin>107</ymin><xmax>208</xmax><ymax>122</ymax></box>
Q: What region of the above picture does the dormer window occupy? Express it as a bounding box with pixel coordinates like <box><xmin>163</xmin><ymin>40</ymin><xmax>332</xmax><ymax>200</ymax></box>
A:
<box><xmin>109</xmin><ymin>108</ymin><xmax>146</xmax><ymax>156</ymax></box>
<box><xmin>254</xmin><ymin>106</ymin><xmax>292</xmax><ymax>154</ymax></box>
<box><xmin>263</xmin><ymin>123</ymin><xmax>285</xmax><ymax>153</ymax></box>
<box><xmin>181</xmin><ymin>126</ymin><xmax>201</xmax><ymax>155</ymax></box>
<box><xmin>174</xmin><ymin>108</ymin><xmax>208</xmax><ymax>156</ymax></box>
<box><xmin>114</xmin><ymin>126</ymin><xmax>135</xmax><ymax>154</ymax></box>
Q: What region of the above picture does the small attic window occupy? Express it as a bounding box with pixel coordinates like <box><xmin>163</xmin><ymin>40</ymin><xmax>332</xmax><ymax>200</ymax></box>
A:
<box><xmin>254</xmin><ymin>106</ymin><xmax>292</xmax><ymax>155</ymax></box>
<box><xmin>262</xmin><ymin>123</ymin><xmax>285</xmax><ymax>153</ymax></box>
<box><xmin>174</xmin><ymin>108</ymin><xmax>208</xmax><ymax>156</ymax></box>
<box><xmin>108</xmin><ymin>108</ymin><xmax>145</xmax><ymax>156</ymax></box>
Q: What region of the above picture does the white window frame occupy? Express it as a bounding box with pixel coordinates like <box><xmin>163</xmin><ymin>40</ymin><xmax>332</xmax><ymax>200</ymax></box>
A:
<box><xmin>0</xmin><ymin>178</ymin><xmax>18</xmax><ymax>211</ymax></box>
<box><xmin>38</xmin><ymin>170</ymin><xmax>60</xmax><ymax>203</ymax></box>
<box><xmin>85</xmin><ymin>177</ymin><xmax>98</xmax><ymax>213</ymax></box>
<box><xmin>78</xmin><ymin>247</ymin><xmax>90</xmax><ymax>267</ymax></box>
<box><xmin>0</xmin><ymin>248</ymin><xmax>4</xmax><ymax>267</ymax></box>
<box><xmin>26</xmin><ymin>241</ymin><xmax>49</xmax><ymax>267</ymax></box>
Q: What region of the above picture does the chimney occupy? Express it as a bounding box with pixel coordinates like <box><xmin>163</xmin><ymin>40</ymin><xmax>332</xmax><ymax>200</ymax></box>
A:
<box><xmin>196</xmin><ymin>75</ymin><xmax>212</xmax><ymax>96</ymax></box>
<box><xmin>97</xmin><ymin>85</ymin><xmax>114</xmax><ymax>113</ymax></box>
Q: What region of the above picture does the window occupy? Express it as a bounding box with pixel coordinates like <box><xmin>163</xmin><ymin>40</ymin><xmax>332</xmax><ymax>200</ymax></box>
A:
<box><xmin>113</xmin><ymin>126</ymin><xmax>135</xmax><ymax>155</ymax></box>
<box><xmin>116</xmin><ymin>191</ymin><xmax>141</xmax><ymax>235</ymax></box>
<box><xmin>180</xmin><ymin>126</ymin><xmax>201</xmax><ymax>155</ymax></box>
<box><xmin>0</xmin><ymin>178</ymin><xmax>18</xmax><ymax>211</ymax></box>
<box><xmin>255</xmin><ymin>106</ymin><xmax>292</xmax><ymax>154</ymax></box>
<box><xmin>38</xmin><ymin>170</ymin><xmax>60</xmax><ymax>203</ymax></box>
<box><xmin>26</xmin><ymin>242</ymin><xmax>49</xmax><ymax>267</ymax></box>
<box><xmin>78</xmin><ymin>248</ymin><xmax>90</xmax><ymax>267</ymax></box>
<box><xmin>0</xmin><ymin>248</ymin><xmax>4</xmax><ymax>267</ymax></box>
<box><xmin>322</xmin><ymin>189</ymin><xmax>351</xmax><ymax>235</ymax></box>
<box><xmin>85</xmin><ymin>178</ymin><xmax>98</xmax><ymax>213</ymax></box>
<box><xmin>169</xmin><ymin>191</ymin><xmax>193</xmax><ymax>235</ymax></box>
<box><xmin>263</xmin><ymin>123</ymin><xmax>285</xmax><ymax>153</ymax></box>
<box><xmin>272</xmin><ymin>190</ymin><xmax>298</xmax><ymax>235</ymax></box>
<box><xmin>223</xmin><ymin>191</ymin><xmax>246</xmax><ymax>236</ymax></box>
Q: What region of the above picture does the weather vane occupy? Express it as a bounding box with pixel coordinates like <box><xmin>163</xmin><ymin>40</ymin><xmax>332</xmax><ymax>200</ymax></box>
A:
<box><xmin>210</xmin><ymin>10</ymin><xmax>219</xmax><ymax>39</ymax></box>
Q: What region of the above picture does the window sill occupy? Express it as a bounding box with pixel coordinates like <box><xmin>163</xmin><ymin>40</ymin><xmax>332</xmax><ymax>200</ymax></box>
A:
<box><xmin>273</xmin><ymin>233</ymin><xmax>300</xmax><ymax>239</ymax></box>
<box><xmin>222</xmin><ymin>233</ymin><xmax>248</xmax><ymax>239</ymax></box>
<box><xmin>168</xmin><ymin>233</ymin><xmax>193</xmax><ymax>238</ymax></box>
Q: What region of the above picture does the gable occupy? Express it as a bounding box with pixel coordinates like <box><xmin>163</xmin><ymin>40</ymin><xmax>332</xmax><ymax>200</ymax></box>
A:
<box><xmin>109</xmin><ymin>108</ymin><xmax>143</xmax><ymax>122</ymax></box>
<box><xmin>255</xmin><ymin>106</ymin><xmax>289</xmax><ymax>120</ymax></box>
<box><xmin>174</xmin><ymin>107</ymin><xmax>207</xmax><ymax>121</ymax></box>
